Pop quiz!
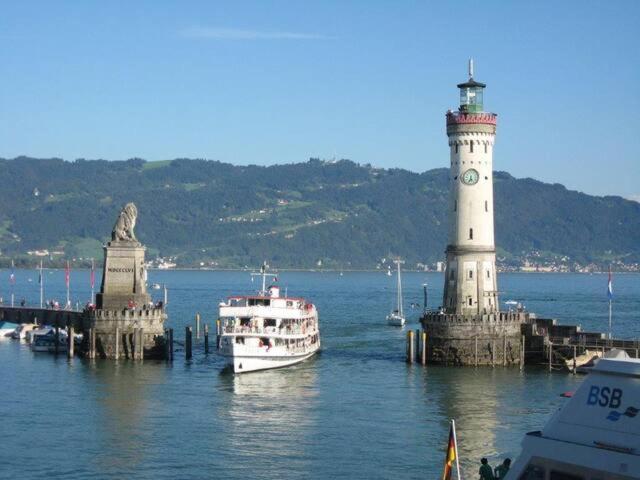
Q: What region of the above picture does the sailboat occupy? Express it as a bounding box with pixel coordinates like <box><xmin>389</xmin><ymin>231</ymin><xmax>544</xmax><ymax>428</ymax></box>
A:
<box><xmin>386</xmin><ymin>259</ymin><xmax>405</xmax><ymax>326</ymax></box>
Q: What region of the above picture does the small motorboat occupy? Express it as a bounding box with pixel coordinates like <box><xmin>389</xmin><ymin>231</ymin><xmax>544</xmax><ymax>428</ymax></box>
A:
<box><xmin>0</xmin><ymin>321</ymin><xmax>19</xmax><ymax>339</ymax></box>
<box><xmin>31</xmin><ymin>331</ymin><xmax>68</xmax><ymax>353</ymax></box>
<box><xmin>11</xmin><ymin>323</ymin><xmax>38</xmax><ymax>340</ymax></box>
<box><xmin>151</xmin><ymin>283</ymin><xmax>161</xmax><ymax>290</ymax></box>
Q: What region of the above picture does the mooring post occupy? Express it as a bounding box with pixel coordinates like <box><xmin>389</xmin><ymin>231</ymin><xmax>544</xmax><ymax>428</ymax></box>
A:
<box><xmin>54</xmin><ymin>325</ymin><xmax>60</xmax><ymax>356</ymax></box>
<box><xmin>407</xmin><ymin>330</ymin><xmax>414</xmax><ymax>364</ymax></box>
<box><xmin>572</xmin><ymin>345</ymin><xmax>577</xmax><ymax>374</ymax></box>
<box><xmin>90</xmin><ymin>328</ymin><xmax>96</xmax><ymax>359</ymax></box>
<box><xmin>67</xmin><ymin>325</ymin><xmax>74</xmax><ymax>358</ymax></box>
<box><xmin>115</xmin><ymin>326</ymin><xmax>120</xmax><ymax>360</ymax></box>
<box><xmin>475</xmin><ymin>336</ymin><xmax>478</xmax><ymax>367</ymax></box>
<box><xmin>196</xmin><ymin>313</ymin><xmax>201</xmax><ymax>340</ymax></box>
<box><xmin>636</xmin><ymin>348</ymin><xmax>639</xmax><ymax>359</ymax></box>
<box><xmin>503</xmin><ymin>334</ymin><xmax>507</xmax><ymax>366</ymax></box>
<box><xmin>204</xmin><ymin>324</ymin><xmax>209</xmax><ymax>354</ymax></box>
<box><xmin>186</xmin><ymin>326</ymin><xmax>192</xmax><ymax>360</ymax></box>
<box><xmin>548</xmin><ymin>341</ymin><xmax>553</xmax><ymax>372</ymax></box>
<box><xmin>169</xmin><ymin>328</ymin><xmax>174</xmax><ymax>361</ymax></box>
<box><xmin>520</xmin><ymin>335</ymin><xmax>525</xmax><ymax>371</ymax></box>
<box><xmin>216</xmin><ymin>319</ymin><xmax>221</xmax><ymax>349</ymax></box>
<box><xmin>164</xmin><ymin>329</ymin><xmax>169</xmax><ymax>360</ymax></box>
<box><xmin>421</xmin><ymin>331</ymin><xmax>427</xmax><ymax>365</ymax></box>
<box><xmin>139</xmin><ymin>328</ymin><xmax>144</xmax><ymax>361</ymax></box>
<box><xmin>415</xmin><ymin>329</ymin><xmax>420</xmax><ymax>362</ymax></box>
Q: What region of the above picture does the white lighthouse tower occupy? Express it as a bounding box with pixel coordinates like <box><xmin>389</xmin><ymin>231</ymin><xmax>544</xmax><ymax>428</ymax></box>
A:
<box><xmin>443</xmin><ymin>59</ymin><xmax>499</xmax><ymax>316</ymax></box>
<box><xmin>421</xmin><ymin>61</ymin><xmax>525</xmax><ymax>366</ymax></box>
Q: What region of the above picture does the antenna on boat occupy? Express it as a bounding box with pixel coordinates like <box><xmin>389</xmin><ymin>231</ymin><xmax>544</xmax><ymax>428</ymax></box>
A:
<box><xmin>251</xmin><ymin>261</ymin><xmax>277</xmax><ymax>296</ymax></box>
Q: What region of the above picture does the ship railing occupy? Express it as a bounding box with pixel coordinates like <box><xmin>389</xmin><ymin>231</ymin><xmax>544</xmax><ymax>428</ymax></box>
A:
<box><xmin>222</xmin><ymin>325</ymin><xmax>315</xmax><ymax>336</ymax></box>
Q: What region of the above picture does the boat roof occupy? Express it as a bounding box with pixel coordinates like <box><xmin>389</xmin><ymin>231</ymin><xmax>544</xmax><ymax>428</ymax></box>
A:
<box><xmin>227</xmin><ymin>295</ymin><xmax>307</xmax><ymax>302</ymax></box>
<box><xmin>541</xmin><ymin>358</ymin><xmax>640</xmax><ymax>454</ymax></box>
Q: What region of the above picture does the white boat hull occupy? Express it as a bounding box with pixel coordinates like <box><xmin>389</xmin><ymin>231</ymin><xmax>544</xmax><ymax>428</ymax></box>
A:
<box><xmin>386</xmin><ymin>314</ymin><xmax>405</xmax><ymax>326</ymax></box>
<box><xmin>231</xmin><ymin>348</ymin><xmax>319</xmax><ymax>373</ymax></box>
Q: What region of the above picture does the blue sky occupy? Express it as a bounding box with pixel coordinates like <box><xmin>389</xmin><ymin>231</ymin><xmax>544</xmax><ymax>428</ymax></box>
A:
<box><xmin>1</xmin><ymin>1</ymin><xmax>638</xmax><ymax>198</ymax></box>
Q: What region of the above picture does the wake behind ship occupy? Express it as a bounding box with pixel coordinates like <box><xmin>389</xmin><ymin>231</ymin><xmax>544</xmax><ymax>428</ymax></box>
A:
<box><xmin>217</xmin><ymin>266</ymin><xmax>320</xmax><ymax>373</ymax></box>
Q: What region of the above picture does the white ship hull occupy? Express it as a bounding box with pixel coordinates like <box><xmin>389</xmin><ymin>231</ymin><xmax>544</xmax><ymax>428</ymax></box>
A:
<box><xmin>224</xmin><ymin>344</ymin><xmax>320</xmax><ymax>373</ymax></box>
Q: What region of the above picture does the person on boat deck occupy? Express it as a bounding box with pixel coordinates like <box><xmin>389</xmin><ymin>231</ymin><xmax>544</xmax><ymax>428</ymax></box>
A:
<box><xmin>479</xmin><ymin>458</ymin><xmax>495</xmax><ymax>480</ymax></box>
<box><xmin>494</xmin><ymin>458</ymin><xmax>511</xmax><ymax>479</ymax></box>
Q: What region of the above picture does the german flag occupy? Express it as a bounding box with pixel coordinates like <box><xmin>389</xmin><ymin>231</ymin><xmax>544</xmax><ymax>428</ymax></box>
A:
<box><xmin>442</xmin><ymin>422</ymin><xmax>457</xmax><ymax>480</ymax></box>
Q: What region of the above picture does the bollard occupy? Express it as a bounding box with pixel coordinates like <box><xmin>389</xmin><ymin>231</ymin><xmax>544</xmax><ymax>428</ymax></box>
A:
<box><xmin>204</xmin><ymin>324</ymin><xmax>209</xmax><ymax>354</ymax></box>
<box><xmin>196</xmin><ymin>313</ymin><xmax>201</xmax><ymax>340</ymax></box>
<box><xmin>54</xmin><ymin>325</ymin><xmax>60</xmax><ymax>356</ymax></box>
<box><xmin>216</xmin><ymin>319</ymin><xmax>221</xmax><ymax>349</ymax></box>
<box><xmin>169</xmin><ymin>328</ymin><xmax>174</xmax><ymax>361</ymax></box>
<box><xmin>415</xmin><ymin>329</ymin><xmax>421</xmax><ymax>363</ymax></box>
<box><xmin>406</xmin><ymin>330</ymin><xmax>414</xmax><ymax>364</ymax></box>
<box><xmin>185</xmin><ymin>326</ymin><xmax>192</xmax><ymax>360</ymax></box>
<box><xmin>115</xmin><ymin>326</ymin><xmax>120</xmax><ymax>360</ymax></box>
<box><xmin>421</xmin><ymin>331</ymin><xmax>427</xmax><ymax>365</ymax></box>
<box><xmin>67</xmin><ymin>325</ymin><xmax>74</xmax><ymax>358</ymax></box>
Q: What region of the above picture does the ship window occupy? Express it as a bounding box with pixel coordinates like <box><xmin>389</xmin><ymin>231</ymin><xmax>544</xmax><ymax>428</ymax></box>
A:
<box><xmin>549</xmin><ymin>472</ymin><xmax>583</xmax><ymax>480</ymax></box>
<box><xmin>286</xmin><ymin>301</ymin><xmax>293</xmax><ymax>307</ymax></box>
<box><xmin>470</xmin><ymin>141</ymin><xmax>474</xmax><ymax>153</ymax></box>
<box><xmin>264</xmin><ymin>318</ymin><xmax>277</xmax><ymax>327</ymax></box>
<box><xmin>235</xmin><ymin>337</ymin><xmax>245</xmax><ymax>344</ymax></box>
<box><xmin>469</xmin><ymin>228</ymin><xmax>473</xmax><ymax>240</ymax></box>
<box><xmin>518</xmin><ymin>464</ymin><xmax>545</xmax><ymax>480</ymax></box>
<box><xmin>240</xmin><ymin>317</ymin><xmax>251</xmax><ymax>326</ymax></box>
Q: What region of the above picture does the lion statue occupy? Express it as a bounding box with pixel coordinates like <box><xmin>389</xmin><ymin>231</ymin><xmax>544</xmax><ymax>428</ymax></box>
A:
<box><xmin>111</xmin><ymin>203</ymin><xmax>138</xmax><ymax>242</ymax></box>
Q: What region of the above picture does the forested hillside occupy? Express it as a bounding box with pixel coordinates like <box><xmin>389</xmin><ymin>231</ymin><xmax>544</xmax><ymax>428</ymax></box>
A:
<box><xmin>1</xmin><ymin>157</ymin><xmax>638</xmax><ymax>269</ymax></box>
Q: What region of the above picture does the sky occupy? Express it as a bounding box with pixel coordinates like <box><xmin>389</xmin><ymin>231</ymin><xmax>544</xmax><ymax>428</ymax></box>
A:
<box><xmin>1</xmin><ymin>1</ymin><xmax>639</xmax><ymax>199</ymax></box>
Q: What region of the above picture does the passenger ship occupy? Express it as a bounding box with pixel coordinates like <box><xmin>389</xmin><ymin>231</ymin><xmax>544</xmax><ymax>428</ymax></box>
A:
<box><xmin>507</xmin><ymin>356</ymin><xmax>640</xmax><ymax>479</ymax></box>
<box><xmin>217</xmin><ymin>265</ymin><xmax>321</xmax><ymax>373</ymax></box>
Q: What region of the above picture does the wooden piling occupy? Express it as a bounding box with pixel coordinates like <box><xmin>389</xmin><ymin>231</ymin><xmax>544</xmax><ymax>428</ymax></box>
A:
<box><xmin>415</xmin><ymin>329</ymin><xmax>420</xmax><ymax>362</ymax></box>
<box><xmin>90</xmin><ymin>328</ymin><xmax>96</xmax><ymax>359</ymax></box>
<box><xmin>67</xmin><ymin>325</ymin><xmax>74</xmax><ymax>358</ymax></box>
<box><xmin>406</xmin><ymin>330</ymin><xmax>414</xmax><ymax>364</ymax></box>
<box><xmin>139</xmin><ymin>328</ymin><xmax>144</xmax><ymax>360</ymax></box>
<box><xmin>503</xmin><ymin>334</ymin><xmax>507</xmax><ymax>366</ymax></box>
<box><xmin>195</xmin><ymin>313</ymin><xmax>201</xmax><ymax>340</ymax></box>
<box><xmin>54</xmin><ymin>325</ymin><xmax>60</xmax><ymax>355</ymax></box>
<box><xmin>491</xmin><ymin>340</ymin><xmax>495</xmax><ymax>367</ymax></box>
<box><xmin>475</xmin><ymin>336</ymin><xmax>478</xmax><ymax>367</ymax></box>
<box><xmin>114</xmin><ymin>326</ymin><xmax>120</xmax><ymax>360</ymax></box>
<box><xmin>186</xmin><ymin>326</ymin><xmax>192</xmax><ymax>360</ymax></box>
<box><xmin>520</xmin><ymin>335</ymin><xmax>525</xmax><ymax>371</ymax></box>
<box><xmin>572</xmin><ymin>345</ymin><xmax>577</xmax><ymax>374</ymax></box>
<box><xmin>548</xmin><ymin>341</ymin><xmax>553</xmax><ymax>372</ymax></box>
<box><xmin>169</xmin><ymin>328</ymin><xmax>174</xmax><ymax>361</ymax></box>
<box><xmin>421</xmin><ymin>331</ymin><xmax>427</xmax><ymax>365</ymax></box>
<box><xmin>204</xmin><ymin>324</ymin><xmax>209</xmax><ymax>354</ymax></box>
<box><xmin>164</xmin><ymin>329</ymin><xmax>169</xmax><ymax>360</ymax></box>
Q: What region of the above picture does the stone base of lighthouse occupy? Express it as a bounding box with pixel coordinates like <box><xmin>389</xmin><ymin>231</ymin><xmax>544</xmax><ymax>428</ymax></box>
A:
<box><xmin>420</xmin><ymin>312</ymin><xmax>527</xmax><ymax>366</ymax></box>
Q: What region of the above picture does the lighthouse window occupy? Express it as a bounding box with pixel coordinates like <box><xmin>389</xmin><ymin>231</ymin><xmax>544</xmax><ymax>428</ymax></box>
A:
<box><xmin>468</xmin><ymin>270</ymin><xmax>473</xmax><ymax>279</ymax></box>
<box><xmin>484</xmin><ymin>144</ymin><xmax>487</xmax><ymax>154</ymax></box>
<box><xmin>454</xmin><ymin>200</ymin><xmax>457</xmax><ymax>212</ymax></box>
<box><xmin>469</xmin><ymin>228</ymin><xmax>473</xmax><ymax>240</ymax></box>
<box><xmin>487</xmin><ymin>270</ymin><xmax>491</xmax><ymax>278</ymax></box>
<box><xmin>468</xmin><ymin>298</ymin><xmax>473</xmax><ymax>306</ymax></box>
<box><xmin>485</xmin><ymin>200</ymin><xmax>488</xmax><ymax>212</ymax></box>
<box><xmin>470</xmin><ymin>141</ymin><xmax>474</xmax><ymax>153</ymax></box>
<box><xmin>455</xmin><ymin>144</ymin><xmax>459</xmax><ymax>154</ymax></box>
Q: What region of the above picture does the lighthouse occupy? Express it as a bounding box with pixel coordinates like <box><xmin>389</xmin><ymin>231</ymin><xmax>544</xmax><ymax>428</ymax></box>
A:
<box><xmin>443</xmin><ymin>59</ymin><xmax>499</xmax><ymax>316</ymax></box>
<box><xmin>421</xmin><ymin>61</ymin><xmax>526</xmax><ymax>366</ymax></box>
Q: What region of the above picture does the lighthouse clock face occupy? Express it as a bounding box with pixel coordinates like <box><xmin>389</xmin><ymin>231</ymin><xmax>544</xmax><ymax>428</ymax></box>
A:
<box><xmin>461</xmin><ymin>168</ymin><xmax>479</xmax><ymax>185</ymax></box>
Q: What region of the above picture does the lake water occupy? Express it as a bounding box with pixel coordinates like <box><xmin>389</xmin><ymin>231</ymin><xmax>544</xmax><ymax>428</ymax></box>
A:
<box><xmin>1</xmin><ymin>270</ymin><xmax>639</xmax><ymax>479</ymax></box>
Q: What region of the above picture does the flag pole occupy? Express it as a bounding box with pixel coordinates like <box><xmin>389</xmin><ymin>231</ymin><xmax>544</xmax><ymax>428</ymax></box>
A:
<box><xmin>452</xmin><ymin>419</ymin><xmax>462</xmax><ymax>480</ymax></box>
<box><xmin>39</xmin><ymin>260</ymin><xmax>44</xmax><ymax>308</ymax></box>
<box><xmin>66</xmin><ymin>260</ymin><xmax>70</xmax><ymax>309</ymax></box>
<box><xmin>10</xmin><ymin>259</ymin><xmax>15</xmax><ymax>307</ymax></box>
<box><xmin>608</xmin><ymin>266</ymin><xmax>613</xmax><ymax>340</ymax></box>
<box><xmin>90</xmin><ymin>257</ymin><xmax>95</xmax><ymax>305</ymax></box>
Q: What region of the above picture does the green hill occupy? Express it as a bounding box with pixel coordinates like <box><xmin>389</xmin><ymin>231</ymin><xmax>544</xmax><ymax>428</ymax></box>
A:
<box><xmin>1</xmin><ymin>157</ymin><xmax>638</xmax><ymax>269</ymax></box>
